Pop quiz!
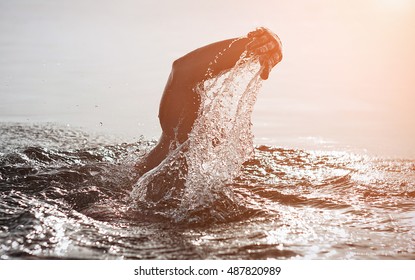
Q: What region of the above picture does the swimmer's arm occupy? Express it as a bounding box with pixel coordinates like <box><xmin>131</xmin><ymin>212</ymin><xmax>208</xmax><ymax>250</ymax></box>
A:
<box><xmin>172</xmin><ymin>37</ymin><xmax>250</xmax><ymax>84</ymax></box>
<box><xmin>172</xmin><ymin>28</ymin><xmax>282</xmax><ymax>83</ymax></box>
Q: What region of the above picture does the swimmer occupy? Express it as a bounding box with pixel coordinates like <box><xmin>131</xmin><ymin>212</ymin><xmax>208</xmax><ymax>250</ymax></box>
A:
<box><xmin>136</xmin><ymin>27</ymin><xmax>283</xmax><ymax>175</ymax></box>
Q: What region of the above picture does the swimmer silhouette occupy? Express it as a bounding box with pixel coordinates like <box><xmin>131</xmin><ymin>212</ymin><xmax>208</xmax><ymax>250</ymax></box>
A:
<box><xmin>135</xmin><ymin>27</ymin><xmax>282</xmax><ymax>176</ymax></box>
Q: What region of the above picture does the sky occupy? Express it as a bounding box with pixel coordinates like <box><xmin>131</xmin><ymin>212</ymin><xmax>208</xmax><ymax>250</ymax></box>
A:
<box><xmin>1</xmin><ymin>0</ymin><xmax>414</xmax><ymax>157</ymax></box>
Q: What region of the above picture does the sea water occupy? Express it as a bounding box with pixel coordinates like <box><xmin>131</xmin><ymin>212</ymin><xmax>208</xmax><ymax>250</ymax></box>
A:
<box><xmin>1</xmin><ymin>56</ymin><xmax>415</xmax><ymax>259</ymax></box>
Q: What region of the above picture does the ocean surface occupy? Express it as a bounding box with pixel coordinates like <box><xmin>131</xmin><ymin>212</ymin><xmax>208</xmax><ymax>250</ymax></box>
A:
<box><xmin>1</xmin><ymin>122</ymin><xmax>414</xmax><ymax>260</ymax></box>
<box><xmin>1</xmin><ymin>56</ymin><xmax>414</xmax><ymax>259</ymax></box>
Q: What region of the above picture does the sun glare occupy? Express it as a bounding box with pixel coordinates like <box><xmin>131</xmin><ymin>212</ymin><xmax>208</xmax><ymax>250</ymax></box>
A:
<box><xmin>378</xmin><ymin>0</ymin><xmax>412</xmax><ymax>11</ymax></box>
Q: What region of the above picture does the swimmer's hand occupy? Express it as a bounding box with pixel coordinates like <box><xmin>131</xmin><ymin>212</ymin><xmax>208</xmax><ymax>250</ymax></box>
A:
<box><xmin>246</xmin><ymin>27</ymin><xmax>283</xmax><ymax>80</ymax></box>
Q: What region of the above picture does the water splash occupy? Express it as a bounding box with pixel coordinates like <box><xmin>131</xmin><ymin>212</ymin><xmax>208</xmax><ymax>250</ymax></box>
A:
<box><xmin>130</xmin><ymin>52</ymin><xmax>263</xmax><ymax>222</ymax></box>
<box><xmin>180</xmin><ymin>54</ymin><xmax>262</xmax><ymax>213</ymax></box>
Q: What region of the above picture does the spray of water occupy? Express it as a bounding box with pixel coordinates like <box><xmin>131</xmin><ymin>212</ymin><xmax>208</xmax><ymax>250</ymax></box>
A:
<box><xmin>180</xmin><ymin>54</ymin><xmax>262</xmax><ymax>211</ymax></box>
<box><xmin>131</xmin><ymin>51</ymin><xmax>263</xmax><ymax>222</ymax></box>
